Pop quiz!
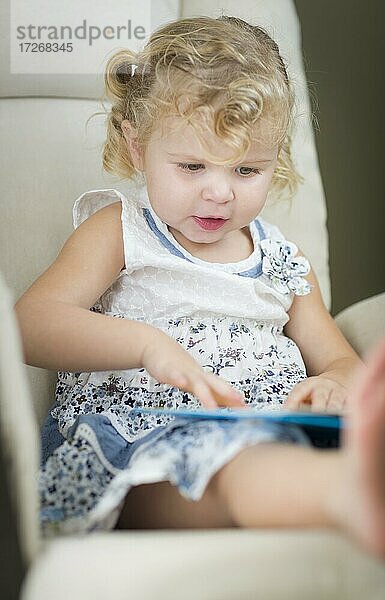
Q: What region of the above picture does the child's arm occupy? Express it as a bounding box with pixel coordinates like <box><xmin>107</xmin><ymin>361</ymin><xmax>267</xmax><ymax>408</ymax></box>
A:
<box><xmin>15</xmin><ymin>202</ymin><xmax>245</xmax><ymax>409</ymax></box>
<box><xmin>283</xmin><ymin>256</ymin><xmax>362</xmax><ymax>414</ymax></box>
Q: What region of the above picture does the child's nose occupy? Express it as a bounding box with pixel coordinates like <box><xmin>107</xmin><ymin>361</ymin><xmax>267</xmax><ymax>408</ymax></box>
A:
<box><xmin>201</xmin><ymin>176</ymin><xmax>235</xmax><ymax>204</ymax></box>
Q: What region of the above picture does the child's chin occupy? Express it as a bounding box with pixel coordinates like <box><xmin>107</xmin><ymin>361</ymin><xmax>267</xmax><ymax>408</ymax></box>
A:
<box><xmin>175</xmin><ymin>230</ymin><xmax>222</xmax><ymax>251</ymax></box>
<box><xmin>187</xmin><ymin>229</ymin><xmax>223</xmax><ymax>243</ymax></box>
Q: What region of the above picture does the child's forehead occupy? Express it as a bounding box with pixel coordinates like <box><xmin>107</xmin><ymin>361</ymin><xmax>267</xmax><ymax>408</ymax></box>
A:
<box><xmin>148</xmin><ymin>115</ymin><xmax>277</xmax><ymax>162</ymax></box>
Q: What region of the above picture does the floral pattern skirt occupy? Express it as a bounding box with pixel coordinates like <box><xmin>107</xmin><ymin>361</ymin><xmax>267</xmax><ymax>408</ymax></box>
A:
<box><xmin>39</xmin><ymin>323</ymin><xmax>313</xmax><ymax>537</ymax></box>
<box><xmin>39</xmin><ymin>408</ymin><xmax>312</xmax><ymax>537</ymax></box>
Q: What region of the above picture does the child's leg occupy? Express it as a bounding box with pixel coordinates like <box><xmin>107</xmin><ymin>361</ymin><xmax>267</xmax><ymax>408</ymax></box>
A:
<box><xmin>118</xmin><ymin>338</ymin><xmax>385</xmax><ymax>558</ymax></box>
<box><xmin>116</xmin><ymin>478</ymin><xmax>236</xmax><ymax>530</ymax></box>
<box><xmin>116</xmin><ymin>445</ymin><xmax>339</xmax><ymax>531</ymax></box>
<box><xmin>215</xmin><ymin>338</ymin><xmax>385</xmax><ymax>558</ymax></box>
<box><xmin>214</xmin><ymin>443</ymin><xmax>342</xmax><ymax>529</ymax></box>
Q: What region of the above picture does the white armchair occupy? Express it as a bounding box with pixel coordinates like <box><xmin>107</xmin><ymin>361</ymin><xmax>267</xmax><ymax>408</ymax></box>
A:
<box><xmin>1</xmin><ymin>1</ymin><xmax>384</xmax><ymax>598</ymax></box>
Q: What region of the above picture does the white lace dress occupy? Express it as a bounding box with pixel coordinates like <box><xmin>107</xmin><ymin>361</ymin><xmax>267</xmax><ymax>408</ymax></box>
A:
<box><xmin>39</xmin><ymin>186</ymin><xmax>313</xmax><ymax>536</ymax></box>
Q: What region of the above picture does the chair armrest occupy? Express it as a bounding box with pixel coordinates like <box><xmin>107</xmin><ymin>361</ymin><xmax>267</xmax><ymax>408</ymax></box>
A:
<box><xmin>334</xmin><ymin>292</ymin><xmax>385</xmax><ymax>357</ymax></box>
<box><xmin>0</xmin><ymin>272</ymin><xmax>41</xmax><ymax>568</ymax></box>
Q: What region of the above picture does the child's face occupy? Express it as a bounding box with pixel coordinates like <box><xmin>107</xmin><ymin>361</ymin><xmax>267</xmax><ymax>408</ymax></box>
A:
<box><xmin>124</xmin><ymin>116</ymin><xmax>278</xmax><ymax>253</ymax></box>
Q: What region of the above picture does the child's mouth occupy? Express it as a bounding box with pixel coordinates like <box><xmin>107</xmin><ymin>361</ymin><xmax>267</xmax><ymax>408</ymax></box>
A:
<box><xmin>193</xmin><ymin>216</ymin><xmax>228</xmax><ymax>231</ymax></box>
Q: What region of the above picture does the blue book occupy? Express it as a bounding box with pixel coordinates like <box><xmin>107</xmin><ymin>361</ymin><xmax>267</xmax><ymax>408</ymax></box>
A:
<box><xmin>130</xmin><ymin>407</ymin><xmax>344</xmax><ymax>448</ymax></box>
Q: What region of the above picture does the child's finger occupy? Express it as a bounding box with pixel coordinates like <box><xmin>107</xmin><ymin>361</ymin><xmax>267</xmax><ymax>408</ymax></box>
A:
<box><xmin>158</xmin><ymin>368</ymin><xmax>243</xmax><ymax>409</ymax></box>
<box><xmin>205</xmin><ymin>373</ymin><xmax>246</xmax><ymax>407</ymax></box>
<box><xmin>310</xmin><ymin>388</ymin><xmax>331</xmax><ymax>413</ymax></box>
<box><xmin>167</xmin><ymin>371</ymin><xmax>188</xmax><ymax>388</ymax></box>
<box><xmin>191</xmin><ymin>378</ymin><xmax>218</xmax><ymax>409</ymax></box>
<box><xmin>284</xmin><ymin>380</ymin><xmax>313</xmax><ymax>409</ymax></box>
<box><xmin>158</xmin><ymin>368</ymin><xmax>193</xmax><ymax>391</ymax></box>
<box><xmin>164</xmin><ymin>370</ymin><xmax>217</xmax><ymax>408</ymax></box>
<box><xmin>325</xmin><ymin>394</ymin><xmax>346</xmax><ymax>414</ymax></box>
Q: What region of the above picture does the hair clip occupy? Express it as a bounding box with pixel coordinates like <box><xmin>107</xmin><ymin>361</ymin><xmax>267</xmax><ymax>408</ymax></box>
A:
<box><xmin>131</xmin><ymin>64</ymin><xmax>138</xmax><ymax>77</ymax></box>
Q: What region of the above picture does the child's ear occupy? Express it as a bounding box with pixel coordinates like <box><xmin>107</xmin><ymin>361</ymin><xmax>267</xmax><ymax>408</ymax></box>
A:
<box><xmin>121</xmin><ymin>120</ymin><xmax>144</xmax><ymax>170</ymax></box>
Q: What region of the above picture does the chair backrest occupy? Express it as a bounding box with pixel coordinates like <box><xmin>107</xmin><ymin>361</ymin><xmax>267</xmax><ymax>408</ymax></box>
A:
<box><xmin>0</xmin><ymin>272</ymin><xmax>40</xmax><ymax>566</ymax></box>
<box><xmin>0</xmin><ymin>0</ymin><xmax>329</xmax><ymax>424</ymax></box>
<box><xmin>182</xmin><ymin>0</ymin><xmax>331</xmax><ymax>304</ymax></box>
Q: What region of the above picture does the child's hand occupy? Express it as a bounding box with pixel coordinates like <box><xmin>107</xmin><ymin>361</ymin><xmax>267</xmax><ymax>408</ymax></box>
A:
<box><xmin>141</xmin><ymin>329</ymin><xmax>246</xmax><ymax>410</ymax></box>
<box><xmin>283</xmin><ymin>375</ymin><xmax>350</xmax><ymax>415</ymax></box>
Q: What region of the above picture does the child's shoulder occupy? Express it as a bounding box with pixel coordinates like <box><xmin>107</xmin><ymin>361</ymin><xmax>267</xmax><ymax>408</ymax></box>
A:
<box><xmin>73</xmin><ymin>188</ymin><xmax>133</xmax><ymax>230</ymax></box>
<box><xmin>73</xmin><ymin>189</ymin><xmax>124</xmax><ymax>228</ymax></box>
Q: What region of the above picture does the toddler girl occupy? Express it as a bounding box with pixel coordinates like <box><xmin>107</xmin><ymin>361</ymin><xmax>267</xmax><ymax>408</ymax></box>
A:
<box><xmin>15</xmin><ymin>15</ymin><xmax>385</xmax><ymax>557</ymax></box>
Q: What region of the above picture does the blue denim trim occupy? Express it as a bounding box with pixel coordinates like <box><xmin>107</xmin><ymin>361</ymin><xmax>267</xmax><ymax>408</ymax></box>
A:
<box><xmin>66</xmin><ymin>414</ymin><xmax>175</xmax><ymax>469</ymax></box>
<box><xmin>143</xmin><ymin>210</ymin><xmax>266</xmax><ymax>279</ymax></box>
<box><xmin>143</xmin><ymin>208</ymin><xmax>194</xmax><ymax>262</ymax></box>
<box><xmin>255</xmin><ymin>218</ymin><xmax>266</xmax><ymax>240</ymax></box>
<box><xmin>40</xmin><ymin>403</ymin><xmax>65</xmax><ymax>466</ymax></box>
<box><xmin>237</xmin><ymin>262</ymin><xmax>263</xmax><ymax>278</ymax></box>
<box><xmin>40</xmin><ymin>507</ymin><xmax>65</xmax><ymax>521</ymax></box>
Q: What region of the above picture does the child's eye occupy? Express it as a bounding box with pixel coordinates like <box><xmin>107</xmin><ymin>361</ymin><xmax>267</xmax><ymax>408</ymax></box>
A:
<box><xmin>235</xmin><ymin>166</ymin><xmax>261</xmax><ymax>177</ymax></box>
<box><xmin>177</xmin><ymin>163</ymin><xmax>204</xmax><ymax>172</ymax></box>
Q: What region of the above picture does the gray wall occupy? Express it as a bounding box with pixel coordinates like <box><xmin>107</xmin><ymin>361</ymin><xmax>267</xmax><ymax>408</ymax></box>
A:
<box><xmin>294</xmin><ymin>0</ymin><xmax>384</xmax><ymax>315</ymax></box>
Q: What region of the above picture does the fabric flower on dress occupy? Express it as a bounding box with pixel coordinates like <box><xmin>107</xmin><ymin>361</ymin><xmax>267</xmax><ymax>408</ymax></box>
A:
<box><xmin>260</xmin><ymin>239</ymin><xmax>312</xmax><ymax>296</ymax></box>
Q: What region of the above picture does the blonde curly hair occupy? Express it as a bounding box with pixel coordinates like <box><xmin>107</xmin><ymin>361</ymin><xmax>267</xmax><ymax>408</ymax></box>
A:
<box><xmin>102</xmin><ymin>15</ymin><xmax>302</xmax><ymax>197</ymax></box>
